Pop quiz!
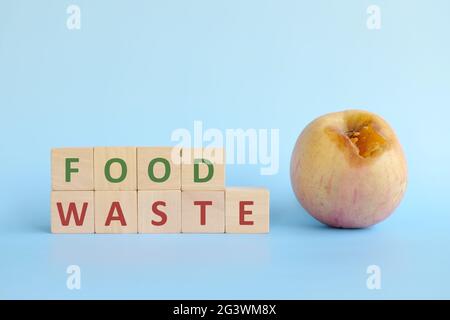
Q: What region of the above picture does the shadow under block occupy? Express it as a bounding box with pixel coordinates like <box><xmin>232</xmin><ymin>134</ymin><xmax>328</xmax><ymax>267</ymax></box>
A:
<box><xmin>138</xmin><ymin>190</ymin><xmax>181</xmax><ymax>233</ymax></box>
<box><xmin>181</xmin><ymin>148</ymin><xmax>225</xmax><ymax>190</ymax></box>
<box><xmin>51</xmin><ymin>191</ymin><xmax>95</xmax><ymax>233</ymax></box>
<box><xmin>94</xmin><ymin>147</ymin><xmax>137</xmax><ymax>191</ymax></box>
<box><xmin>95</xmin><ymin>191</ymin><xmax>137</xmax><ymax>233</ymax></box>
<box><xmin>182</xmin><ymin>191</ymin><xmax>225</xmax><ymax>233</ymax></box>
<box><xmin>137</xmin><ymin>147</ymin><xmax>181</xmax><ymax>190</ymax></box>
<box><xmin>225</xmin><ymin>187</ymin><xmax>270</xmax><ymax>233</ymax></box>
<box><xmin>52</xmin><ymin>148</ymin><xmax>94</xmax><ymax>190</ymax></box>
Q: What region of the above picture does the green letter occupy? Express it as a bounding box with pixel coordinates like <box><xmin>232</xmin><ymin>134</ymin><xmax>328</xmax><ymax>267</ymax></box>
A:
<box><xmin>194</xmin><ymin>158</ymin><xmax>214</xmax><ymax>183</ymax></box>
<box><xmin>148</xmin><ymin>158</ymin><xmax>171</xmax><ymax>183</ymax></box>
<box><xmin>104</xmin><ymin>158</ymin><xmax>127</xmax><ymax>183</ymax></box>
<box><xmin>65</xmin><ymin>158</ymin><xmax>79</xmax><ymax>182</ymax></box>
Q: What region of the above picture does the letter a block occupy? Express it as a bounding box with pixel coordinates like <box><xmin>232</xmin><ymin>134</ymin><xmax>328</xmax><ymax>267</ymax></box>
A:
<box><xmin>51</xmin><ymin>191</ymin><xmax>94</xmax><ymax>233</ymax></box>
<box><xmin>181</xmin><ymin>148</ymin><xmax>225</xmax><ymax>190</ymax></box>
<box><xmin>95</xmin><ymin>191</ymin><xmax>137</xmax><ymax>233</ymax></box>
<box><xmin>137</xmin><ymin>147</ymin><xmax>181</xmax><ymax>190</ymax></box>
<box><xmin>182</xmin><ymin>191</ymin><xmax>225</xmax><ymax>233</ymax></box>
<box><xmin>138</xmin><ymin>190</ymin><xmax>181</xmax><ymax>233</ymax></box>
<box><xmin>94</xmin><ymin>147</ymin><xmax>137</xmax><ymax>190</ymax></box>
<box><xmin>52</xmin><ymin>148</ymin><xmax>94</xmax><ymax>190</ymax></box>
<box><xmin>225</xmin><ymin>188</ymin><xmax>270</xmax><ymax>233</ymax></box>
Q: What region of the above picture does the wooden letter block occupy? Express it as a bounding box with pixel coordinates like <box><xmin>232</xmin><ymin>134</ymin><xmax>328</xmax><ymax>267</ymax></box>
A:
<box><xmin>225</xmin><ymin>187</ymin><xmax>270</xmax><ymax>233</ymax></box>
<box><xmin>181</xmin><ymin>148</ymin><xmax>225</xmax><ymax>190</ymax></box>
<box><xmin>138</xmin><ymin>190</ymin><xmax>181</xmax><ymax>233</ymax></box>
<box><xmin>94</xmin><ymin>147</ymin><xmax>137</xmax><ymax>190</ymax></box>
<box><xmin>182</xmin><ymin>191</ymin><xmax>224</xmax><ymax>233</ymax></box>
<box><xmin>95</xmin><ymin>191</ymin><xmax>137</xmax><ymax>233</ymax></box>
<box><xmin>51</xmin><ymin>191</ymin><xmax>94</xmax><ymax>233</ymax></box>
<box><xmin>137</xmin><ymin>147</ymin><xmax>181</xmax><ymax>190</ymax></box>
<box><xmin>52</xmin><ymin>148</ymin><xmax>94</xmax><ymax>190</ymax></box>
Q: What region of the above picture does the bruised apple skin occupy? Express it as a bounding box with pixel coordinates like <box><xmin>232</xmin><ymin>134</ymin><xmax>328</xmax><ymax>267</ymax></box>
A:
<box><xmin>290</xmin><ymin>110</ymin><xmax>407</xmax><ymax>228</ymax></box>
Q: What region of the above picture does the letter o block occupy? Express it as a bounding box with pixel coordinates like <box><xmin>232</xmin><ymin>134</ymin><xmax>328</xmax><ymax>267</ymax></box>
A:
<box><xmin>137</xmin><ymin>147</ymin><xmax>181</xmax><ymax>190</ymax></box>
<box><xmin>94</xmin><ymin>147</ymin><xmax>137</xmax><ymax>190</ymax></box>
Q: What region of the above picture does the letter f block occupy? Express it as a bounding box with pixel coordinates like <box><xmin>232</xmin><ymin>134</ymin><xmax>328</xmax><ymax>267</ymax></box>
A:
<box><xmin>51</xmin><ymin>148</ymin><xmax>94</xmax><ymax>190</ymax></box>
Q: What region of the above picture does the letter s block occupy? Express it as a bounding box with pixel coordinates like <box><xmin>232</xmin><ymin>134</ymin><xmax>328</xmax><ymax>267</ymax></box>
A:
<box><xmin>51</xmin><ymin>191</ymin><xmax>94</xmax><ymax>233</ymax></box>
<box><xmin>225</xmin><ymin>187</ymin><xmax>270</xmax><ymax>233</ymax></box>
<box><xmin>138</xmin><ymin>190</ymin><xmax>181</xmax><ymax>233</ymax></box>
<box><xmin>181</xmin><ymin>148</ymin><xmax>225</xmax><ymax>190</ymax></box>
<box><xmin>94</xmin><ymin>147</ymin><xmax>137</xmax><ymax>190</ymax></box>
<box><xmin>51</xmin><ymin>148</ymin><xmax>94</xmax><ymax>190</ymax></box>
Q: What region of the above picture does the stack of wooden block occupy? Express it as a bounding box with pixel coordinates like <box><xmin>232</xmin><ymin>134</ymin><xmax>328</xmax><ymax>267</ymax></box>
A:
<box><xmin>51</xmin><ymin>147</ymin><xmax>270</xmax><ymax>233</ymax></box>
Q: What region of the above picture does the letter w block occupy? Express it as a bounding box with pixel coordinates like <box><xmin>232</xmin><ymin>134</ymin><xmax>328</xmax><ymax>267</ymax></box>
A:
<box><xmin>51</xmin><ymin>191</ymin><xmax>94</xmax><ymax>233</ymax></box>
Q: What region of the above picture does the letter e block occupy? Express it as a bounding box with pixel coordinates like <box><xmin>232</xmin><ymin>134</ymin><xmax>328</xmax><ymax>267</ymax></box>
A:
<box><xmin>52</xmin><ymin>148</ymin><xmax>94</xmax><ymax>190</ymax></box>
<box><xmin>182</xmin><ymin>191</ymin><xmax>224</xmax><ymax>233</ymax></box>
<box><xmin>51</xmin><ymin>191</ymin><xmax>94</xmax><ymax>233</ymax></box>
<box><xmin>181</xmin><ymin>148</ymin><xmax>225</xmax><ymax>190</ymax></box>
<box><xmin>138</xmin><ymin>190</ymin><xmax>181</xmax><ymax>233</ymax></box>
<box><xmin>225</xmin><ymin>187</ymin><xmax>270</xmax><ymax>233</ymax></box>
<box><xmin>137</xmin><ymin>147</ymin><xmax>181</xmax><ymax>190</ymax></box>
<box><xmin>94</xmin><ymin>147</ymin><xmax>137</xmax><ymax>190</ymax></box>
<box><xmin>95</xmin><ymin>191</ymin><xmax>137</xmax><ymax>233</ymax></box>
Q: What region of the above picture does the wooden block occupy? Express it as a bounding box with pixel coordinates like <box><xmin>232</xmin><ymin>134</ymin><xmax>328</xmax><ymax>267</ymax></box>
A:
<box><xmin>225</xmin><ymin>187</ymin><xmax>270</xmax><ymax>233</ymax></box>
<box><xmin>181</xmin><ymin>148</ymin><xmax>225</xmax><ymax>190</ymax></box>
<box><xmin>51</xmin><ymin>191</ymin><xmax>94</xmax><ymax>233</ymax></box>
<box><xmin>182</xmin><ymin>191</ymin><xmax>224</xmax><ymax>233</ymax></box>
<box><xmin>137</xmin><ymin>147</ymin><xmax>181</xmax><ymax>190</ymax></box>
<box><xmin>94</xmin><ymin>147</ymin><xmax>137</xmax><ymax>190</ymax></box>
<box><xmin>51</xmin><ymin>148</ymin><xmax>94</xmax><ymax>190</ymax></box>
<box><xmin>138</xmin><ymin>190</ymin><xmax>181</xmax><ymax>233</ymax></box>
<box><xmin>95</xmin><ymin>191</ymin><xmax>137</xmax><ymax>233</ymax></box>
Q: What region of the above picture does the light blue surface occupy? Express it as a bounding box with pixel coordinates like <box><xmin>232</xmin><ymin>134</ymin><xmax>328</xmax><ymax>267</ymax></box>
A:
<box><xmin>1</xmin><ymin>0</ymin><xmax>449</xmax><ymax>299</ymax></box>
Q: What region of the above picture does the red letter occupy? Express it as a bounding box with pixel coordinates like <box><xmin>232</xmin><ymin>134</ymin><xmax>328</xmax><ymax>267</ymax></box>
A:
<box><xmin>239</xmin><ymin>201</ymin><xmax>254</xmax><ymax>225</ymax></box>
<box><xmin>105</xmin><ymin>201</ymin><xmax>127</xmax><ymax>226</ymax></box>
<box><xmin>56</xmin><ymin>202</ymin><xmax>88</xmax><ymax>226</ymax></box>
<box><xmin>151</xmin><ymin>201</ymin><xmax>168</xmax><ymax>226</ymax></box>
<box><xmin>194</xmin><ymin>201</ymin><xmax>213</xmax><ymax>225</ymax></box>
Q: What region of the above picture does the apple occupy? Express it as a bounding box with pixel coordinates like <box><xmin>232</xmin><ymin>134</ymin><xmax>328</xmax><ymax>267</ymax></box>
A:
<box><xmin>290</xmin><ymin>110</ymin><xmax>407</xmax><ymax>228</ymax></box>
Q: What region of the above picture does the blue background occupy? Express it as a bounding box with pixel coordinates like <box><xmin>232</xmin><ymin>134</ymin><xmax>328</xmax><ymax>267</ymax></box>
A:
<box><xmin>1</xmin><ymin>0</ymin><xmax>449</xmax><ymax>299</ymax></box>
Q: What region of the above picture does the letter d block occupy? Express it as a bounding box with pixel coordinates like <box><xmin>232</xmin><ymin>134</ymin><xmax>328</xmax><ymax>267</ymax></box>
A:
<box><xmin>225</xmin><ymin>188</ymin><xmax>270</xmax><ymax>233</ymax></box>
<box><xmin>182</xmin><ymin>191</ymin><xmax>225</xmax><ymax>233</ymax></box>
<box><xmin>51</xmin><ymin>191</ymin><xmax>94</xmax><ymax>233</ymax></box>
<box><xmin>52</xmin><ymin>148</ymin><xmax>94</xmax><ymax>190</ymax></box>
<box><xmin>94</xmin><ymin>147</ymin><xmax>137</xmax><ymax>190</ymax></box>
<box><xmin>181</xmin><ymin>148</ymin><xmax>225</xmax><ymax>190</ymax></box>
<box><xmin>95</xmin><ymin>191</ymin><xmax>138</xmax><ymax>233</ymax></box>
